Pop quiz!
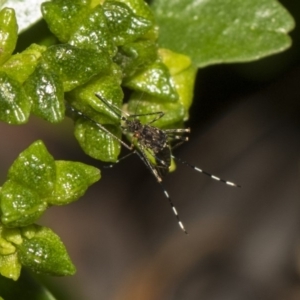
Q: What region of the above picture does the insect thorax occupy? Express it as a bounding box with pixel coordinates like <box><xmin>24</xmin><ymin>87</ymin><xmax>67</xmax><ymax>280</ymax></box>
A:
<box><xmin>127</xmin><ymin>119</ymin><xmax>168</xmax><ymax>153</ymax></box>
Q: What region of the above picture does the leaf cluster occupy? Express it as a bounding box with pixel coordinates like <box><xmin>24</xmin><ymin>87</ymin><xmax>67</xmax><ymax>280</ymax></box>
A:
<box><xmin>0</xmin><ymin>141</ymin><xmax>100</xmax><ymax>281</ymax></box>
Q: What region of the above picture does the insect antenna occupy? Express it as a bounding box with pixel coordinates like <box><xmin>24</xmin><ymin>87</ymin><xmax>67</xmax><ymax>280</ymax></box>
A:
<box><xmin>133</xmin><ymin>92</ymin><xmax>143</xmax><ymax>115</ymax></box>
<box><xmin>66</xmin><ymin>102</ymin><xmax>133</xmax><ymax>151</ymax></box>
<box><xmin>95</xmin><ymin>92</ymin><xmax>129</xmax><ymax>120</ymax></box>
<box><xmin>172</xmin><ymin>155</ymin><xmax>241</xmax><ymax>188</ymax></box>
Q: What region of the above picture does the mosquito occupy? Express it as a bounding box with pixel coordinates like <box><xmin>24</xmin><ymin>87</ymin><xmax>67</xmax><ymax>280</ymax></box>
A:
<box><xmin>69</xmin><ymin>93</ymin><xmax>240</xmax><ymax>234</ymax></box>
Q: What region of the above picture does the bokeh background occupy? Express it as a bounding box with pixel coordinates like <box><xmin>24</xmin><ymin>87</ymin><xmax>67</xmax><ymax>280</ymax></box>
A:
<box><xmin>1</xmin><ymin>1</ymin><xmax>300</xmax><ymax>299</ymax></box>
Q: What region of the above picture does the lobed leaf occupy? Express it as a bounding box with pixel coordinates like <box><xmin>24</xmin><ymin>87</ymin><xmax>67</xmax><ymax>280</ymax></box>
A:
<box><xmin>74</xmin><ymin>118</ymin><xmax>122</xmax><ymax>161</ymax></box>
<box><xmin>69</xmin><ymin>5</ymin><xmax>116</xmax><ymax>55</ymax></box>
<box><xmin>0</xmin><ymin>44</ymin><xmax>47</xmax><ymax>84</ymax></box>
<box><xmin>124</xmin><ymin>61</ymin><xmax>179</xmax><ymax>101</ymax></box>
<box><xmin>0</xmin><ymin>72</ymin><xmax>31</xmax><ymax>124</ymax></box>
<box><xmin>0</xmin><ymin>252</ymin><xmax>21</xmax><ymax>281</ymax></box>
<box><xmin>7</xmin><ymin>141</ymin><xmax>56</xmax><ymax>198</ymax></box>
<box><xmin>0</xmin><ymin>180</ymin><xmax>47</xmax><ymax>227</ymax></box>
<box><xmin>0</xmin><ymin>237</ymin><xmax>16</xmax><ymax>255</ymax></box>
<box><xmin>113</xmin><ymin>40</ymin><xmax>158</xmax><ymax>78</ymax></box>
<box><xmin>127</xmin><ymin>92</ymin><xmax>185</xmax><ymax>128</ymax></box>
<box><xmin>24</xmin><ymin>63</ymin><xmax>65</xmax><ymax>123</ymax></box>
<box><xmin>41</xmin><ymin>44</ymin><xmax>112</xmax><ymax>91</ymax></box>
<box><xmin>49</xmin><ymin>161</ymin><xmax>100</xmax><ymax>205</ymax></box>
<box><xmin>117</xmin><ymin>0</ymin><xmax>155</xmax><ymax>20</ymax></box>
<box><xmin>41</xmin><ymin>0</ymin><xmax>92</xmax><ymax>43</ymax></box>
<box><xmin>103</xmin><ymin>1</ymin><xmax>152</xmax><ymax>46</ymax></box>
<box><xmin>67</xmin><ymin>74</ymin><xmax>124</xmax><ymax>125</ymax></box>
<box><xmin>18</xmin><ymin>225</ymin><xmax>76</xmax><ymax>276</ymax></box>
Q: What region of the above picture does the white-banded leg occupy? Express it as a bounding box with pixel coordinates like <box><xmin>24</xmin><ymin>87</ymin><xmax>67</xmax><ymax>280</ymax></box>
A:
<box><xmin>168</xmin><ymin>137</ymin><xmax>189</xmax><ymax>152</ymax></box>
<box><xmin>172</xmin><ymin>155</ymin><xmax>241</xmax><ymax>188</ymax></box>
<box><xmin>164</xmin><ymin>128</ymin><xmax>191</xmax><ymax>133</ymax></box>
<box><xmin>158</xmin><ymin>182</ymin><xmax>188</xmax><ymax>234</ymax></box>
<box><xmin>168</xmin><ymin>136</ymin><xmax>189</xmax><ymax>144</ymax></box>
<box><xmin>166</xmin><ymin>128</ymin><xmax>190</xmax><ymax>145</ymax></box>
<box><xmin>136</xmin><ymin>148</ymin><xmax>188</xmax><ymax>234</ymax></box>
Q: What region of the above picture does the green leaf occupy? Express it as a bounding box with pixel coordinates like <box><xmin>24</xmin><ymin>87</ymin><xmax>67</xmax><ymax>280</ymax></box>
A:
<box><xmin>67</xmin><ymin>75</ymin><xmax>124</xmax><ymax>161</ymax></box>
<box><xmin>171</xmin><ymin>64</ymin><xmax>197</xmax><ymax>120</ymax></box>
<box><xmin>41</xmin><ymin>0</ymin><xmax>92</xmax><ymax>43</ymax></box>
<box><xmin>124</xmin><ymin>61</ymin><xmax>179</xmax><ymax>101</ymax></box>
<box><xmin>0</xmin><ymin>8</ymin><xmax>18</xmax><ymax>65</ymax></box>
<box><xmin>1</xmin><ymin>228</ymin><xmax>22</xmax><ymax>246</ymax></box>
<box><xmin>42</xmin><ymin>44</ymin><xmax>112</xmax><ymax>91</ymax></box>
<box><xmin>114</xmin><ymin>40</ymin><xmax>158</xmax><ymax>78</ymax></box>
<box><xmin>0</xmin><ymin>252</ymin><xmax>21</xmax><ymax>281</ymax></box>
<box><xmin>0</xmin><ymin>44</ymin><xmax>47</xmax><ymax>84</ymax></box>
<box><xmin>151</xmin><ymin>0</ymin><xmax>295</xmax><ymax>67</ymax></box>
<box><xmin>158</xmin><ymin>49</ymin><xmax>197</xmax><ymax>119</ymax></box>
<box><xmin>49</xmin><ymin>161</ymin><xmax>100</xmax><ymax>205</ymax></box>
<box><xmin>7</xmin><ymin>141</ymin><xmax>56</xmax><ymax>199</ymax></box>
<box><xmin>0</xmin><ymin>226</ymin><xmax>23</xmax><ymax>280</ymax></box>
<box><xmin>24</xmin><ymin>63</ymin><xmax>65</xmax><ymax>123</ymax></box>
<box><xmin>0</xmin><ymin>237</ymin><xmax>16</xmax><ymax>255</ymax></box>
<box><xmin>0</xmin><ymin>180</ymin><xmax>47</xmax><ymax>227</ymax></box>
<box><xmin>0</xmin><ymin>269</ymin><xmax>57</xmax><ymax>300</ymax></box>
<box><xmin>18</xmin><ymin>225</ymin><xmax>76</xmax><ymax>276</ymax></box>
<box><xmin>116</xmin><ymin>0</ymin><xmax>158</xmax><ymax>40</ymax></box>
<box><xmin>117</xmin><ymin>0</ymin><xmax>155</xmax><ymax>21</ymax></box>
<box><xmin>127</xmin><ymin>92</ymin><xmax>185</xmax><ymax>128</ymax></box>
<box><xmin>103</xmin><ymin>1</ymin><xmax>152</xmax><ymax>46</ymax></box>
<box><xmin>74</xmin><ymin>118</ymin><xmax>121</xmax><ymax>161</ymax></box>
<box><xmin>69</xmin><ymin>4</ymin><xmax>116</xmax><ymax>55</ymax></box>
<box><xmin>158</xmin><ymin>48</ymin><xmax>192</xmax><ymax>75</ymax></box>
<box><xmin>0</xmin><ymin>71</ymin><xmax>31</xmax><ymax>124</ymax></box>
<box><xmin>67</xmin><ymin>74</ymin><xmax>124</xmax><ymax>124</ymax></box>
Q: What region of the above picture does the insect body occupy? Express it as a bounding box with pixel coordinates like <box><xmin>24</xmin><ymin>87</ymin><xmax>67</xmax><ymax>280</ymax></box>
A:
<box><xmin>126</xmin><ymin>120</ymin><xmax>171</xmax><ymax>178</ymax></box>
<box><xmin>70</xmin><ymin>93</ymin><xmax>240</xmax><ymax>234</ymax></box>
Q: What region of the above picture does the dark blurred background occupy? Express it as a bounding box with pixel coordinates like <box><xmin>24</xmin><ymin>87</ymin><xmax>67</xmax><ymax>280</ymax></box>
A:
<box><xmin>2</xmin><ymin>1</ymin><xmax>300</xmax><ymax>299</ymax></box>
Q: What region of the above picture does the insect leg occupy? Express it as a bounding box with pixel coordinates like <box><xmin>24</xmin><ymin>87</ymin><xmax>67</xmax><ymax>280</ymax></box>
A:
<box><xmin>137</xmin><ymin>147</ymin><xmax>163</xmax><ymax>182</ymax></box>
<box><xmin>137</xmin><ymin>148</ymin><xmax>188</xmax><ymax>234</ymax></box>
<box><xmin>165</xmin><ymin>132</ymin><xmax>190</xmax><ymax>150</ymax></box>
<box><xmin>103</xmin><ymin>150</ymin><xmax>137</xmax><ymax>168</ymax></box>
<box><xmin>157</xmin><ymin>182</ymin><xmax>188</xmax><ymax>234</ymax></box>
<box><xmin>172</xmin><ymin>155</ymin><xmax>241</xmax><ymax>188</ymax></box>
<box><xmin>164</xmin><ymin>128</ymin><xmax>191</xmax><ymax>133</ymax></box>
<box><xmin>165</xmin><ymin>128</ymin><xmax>190</xmax><ymax>144</ymax></box>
